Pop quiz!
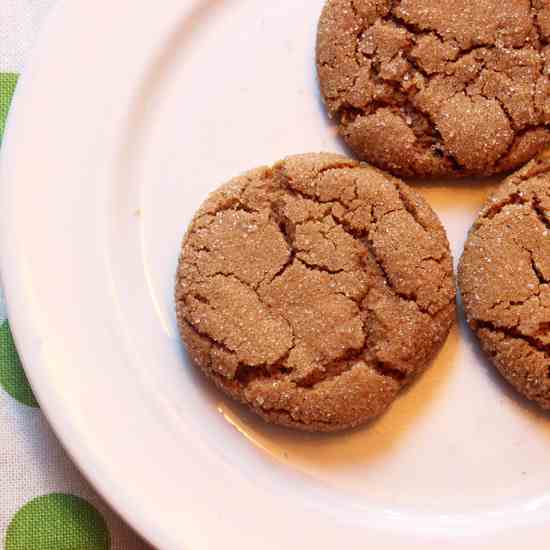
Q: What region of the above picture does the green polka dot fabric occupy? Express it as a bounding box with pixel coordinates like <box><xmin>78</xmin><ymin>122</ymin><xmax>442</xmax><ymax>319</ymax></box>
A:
<box><xmin>6</xmin><ymin>495</ymin><xmax>110</xmax><ymax>550</ymax></box>
<box><xmin>0</xmin><ymin>320</ymin><xmax>38</xmax><ymax>408</ymax></box>
<box><xmin>1</xmin><ymin>4</ymin><xmax>152</xmax><ymax>549</ymax></box>
<box><xmin>0</xmin><ymin>74</ymin><xmax>17</xmax><ymax>146</ymax></box>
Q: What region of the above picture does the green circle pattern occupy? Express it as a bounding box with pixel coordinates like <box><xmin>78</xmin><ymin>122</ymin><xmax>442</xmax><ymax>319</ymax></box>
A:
<box><xmin>0</xmin><ymin>320</ymin><xmax>38</xmax><ymax>407</ymax></box>
<box><xmin>0</xmin><ymin>72</ymin><xmax>18</xmax><ymax>145</ymax></box>
<box><xmin>2</xmin><ymin>75</ymin><xmax>109</xmax><ymax>550</ymax></box>
<box><xmin>5</xmin><ymin>494</ymin><xmax>111</xmax><ymax>550</ymax></box>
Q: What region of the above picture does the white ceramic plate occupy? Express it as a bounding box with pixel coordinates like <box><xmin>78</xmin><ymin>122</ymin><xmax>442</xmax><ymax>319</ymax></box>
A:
<box><xmin>2</xmin><ymin>1</ymin><xmax>550</xmax><ymax>548</ymax></box>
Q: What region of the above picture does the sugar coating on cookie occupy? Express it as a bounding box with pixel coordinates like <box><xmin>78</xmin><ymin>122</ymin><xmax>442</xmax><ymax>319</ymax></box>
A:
<box><xmin>176</xmin><ymin>153</ymin><xmax>456</xmax><ymax>431</ymax></box>
<box><xmin>460</xmin><ymin>150</ymin><xmax>550</xmax><ymax>408</ymax></box>
<box><xmin>317</xmin><ymin>0</ymin><xmax>550</xmax><ymax>178</ymax></box>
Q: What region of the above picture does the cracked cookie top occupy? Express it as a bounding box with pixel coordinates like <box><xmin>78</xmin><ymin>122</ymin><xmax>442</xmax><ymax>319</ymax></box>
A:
<box><xmin>176</xmin><ymin>153</ymin><xmax>456</xmax><ymax>431</ymax></box>
<box><xmin>317</xmin><ymin>0</ymin><xmax>550</xmax><ymax>178</ymax></box>
<box><xmin>459</xmin><ymin>150</ymin><xmax>550</xmax><ymax>408</ymax></box>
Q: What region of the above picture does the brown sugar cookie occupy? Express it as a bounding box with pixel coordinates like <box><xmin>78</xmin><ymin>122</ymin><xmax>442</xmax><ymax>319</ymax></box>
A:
<box><xmin>317</xmin><ymin>0</ymin><xmax>550</xmax><ymax>178</ymax></box>
<box><xmin>459</xmin><ymin>150</ymin><xmax>550</xmax><ymax>408</ymax></box>
<box><xmin>176</xmin><ymin>153</ymin><xmax>456</xmax><ymax>431</ymax></box>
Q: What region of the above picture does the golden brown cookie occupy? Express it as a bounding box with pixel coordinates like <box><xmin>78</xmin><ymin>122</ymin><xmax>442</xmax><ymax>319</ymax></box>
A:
<box><xmin>176</xmin><ymin>153</ymin><xmax>456</xmax><ymax>431</ymax></box>
<box><xmin>317</xmin><ymin>0</ymin><xmax>550</xmax><ymax>178</ymax></box>
<box><xmin>459</xmin><ymin>150</ymin><xmax>550</xmax><ymax>408</ymax></box>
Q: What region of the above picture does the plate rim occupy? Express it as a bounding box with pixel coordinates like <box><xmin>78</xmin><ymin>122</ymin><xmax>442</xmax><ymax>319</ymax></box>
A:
<box><xmin>0</xmin><ymin>1</ymin><xmax>194</xmax><ymax>548</ymax></box>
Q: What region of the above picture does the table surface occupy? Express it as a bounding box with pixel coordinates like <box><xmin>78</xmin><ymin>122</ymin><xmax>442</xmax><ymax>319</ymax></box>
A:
<box><xmin>0</xmin><ymin>1</ymin><xmax>152</xmax><ymax>548</ymax></box>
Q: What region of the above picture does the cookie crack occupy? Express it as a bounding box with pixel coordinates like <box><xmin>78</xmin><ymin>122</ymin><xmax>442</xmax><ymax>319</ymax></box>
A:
<box><xmin>187</xmin><ymin>263</ymin><xmax>297</xmax><ymax>362</ymax></box>
<box><xmin>200</xmin><ymin>269</ymin><xmax>256</xmax><ymax>290</ymax></box>
<box><xmin>509</xmin><ymin>211</ymin><xmax>549</xmax><ymax>288</ymax></box>
<box><xmin>274</xmin><ymin>163</ymin><xmax>353</xmax><ymax>212</ymax></box>
<box><xmin>233</xmin><ymin>359</ymin><xmax>294</xmax><ymax>387</ymax></box>
<box><xmin>295</xmin><ymin>256</ymin><xmax>346</xmax><ymax>275</ymax></box>
<box><xmin>318</xmin><ymin>160</ymin><xmax>361</xmax><ymax>175</ymax></box>
<box><xmin>179</xmin><ymin>317</ymin><xmax>237</xmax><ymax>362</ymax></box>
<box><xmin>469</xmin><ymin>66</ymin><xmax>549</xmax><ymax>168</ymax></box>
<box><xmin>532</xmin><ymin>195</ymin><xmax>550</xmax><ymax>232</ymax></box>
<box><xmin>347</xmin><ymin>63</ymin><xmax>466</xmax><ymax>170</ymax></box>
<box><xmin>498</xmin><ymin>124</ymin><xmax>550</xmax><ymax>167</ymax></box>
<box><xmin>517</xmin><ymin>150</ymin><xmax>550</xmax><ymax>180</ymax></box>
<box><xmin>531</xmin><ymin>0</ymin><xmax>545</xmax><ymax>45</ymax></box>
<box><xmin>390</xmin><ymin>7</ymin><xmax>541</xmax><ymax>52</ymax></box>
<box><xmin>294</xmin><ymin>355</ymin><xmax>360</xmax><ymax>389</ymax></box>
<box><xmin>402</xmin><ymin>47</ymin><xmax>430</xmax><ymax>79</ymax></box>
<box><xmin>188</xmin><ymin>241</ymin><xmax>212</xmax><ymax>254</ymax></box>
<box><xmin>259</xmin><ymin>205</ymin><xmax>296</xmax><ymax>288</ymax></box>
<box><xmin>333</xmin><ymin>288</ymin><xmax>368</xmax><ymax>307</ymax></box>
<box><xmin>475</xmin><ymin>192</ymin><xmax>550</xmax><ymax>290</ymax></box>
<box><xmin>322</xmin><ymin>0</ymin><xmax>550</xmax><ymax>175</ymax></box>
<box><xmin>295</xmin><ymin>350</ymin><xmax>406</xmax><ymax>389</ymax></box>
<box><xmin>254</xmin><ymin>404</ymin><xmax>338</xmax><ymax>427</ymax></box>
<box><xmin>194</xmin><ymin>173</ymin><xmax>276</xmax><ymax>220</ymax></box>
<box><xmin>335</xmin><ymin>101</ymin><xmax>396</xmax><ymax>125</ymax></box>
<box><xmin>480</xmin><ymin>190</ymin><xmax>527</xmax><ymax>220</ymax></box>
<box><xmin>405</xmin><ymin>98</ymin><xmax>465</xmax><ymax>169</ymax></box>
<box><xmin>488</xmin><ymin>299</ymin><xmax>528</xmax><ymax>312</ymax></box>
<box><xmin>330</xmin><ymin>207</ymin><xmax>448</xmax><ymax>317</ymax></box>
<box><xmin>371</xmin><ymin>360</ymin><xmax>408</xmax><ymax>383</ymax></box>
<box><xmin>531</xmin><ymin>254</ymin><xmax>548</xmax><ymax>286</ymax></box>
<box><xmin>473</xmin><ymin>319</ymin><xmax>550</xmax><ymax>359</ymax></box>
<box><xmin>509</xmin><ymin>234</ymin><xmax>547</xmax><ymax>291</ymax></box>
<box><xmin>481</xmin><ymin>86</ymin><xmax>516</xmax><ymax>131</ymax></box>
<box><xmin>364</xmin><ymin>233</ymin><xmax>426</xmax><ymax>312</ymax></box>
<box><xmin>325</xmin><ymin>31</ymin><xmax>465</xmax><ymax>169</ymax></box>
<box><xmin>280</xmin><ymin>162</ymin><xmax>435</xmax><ymax>251</ymax></box>
<box><xmin>387</xmin><ymin>10</ymin><xmax>446</xmax><ymax>47</ymax></box>
<box><xmin>350</xmin><ymin>0</ymin><xmax>367</xmax><ymax>66</ymax></box>
<box><xmin>251</xmin><ymin>171</ymin><xmax>421</xmax><ymax>386</ymax></box>
<box><xmin>394</xmin><ymin>182</ymin><xmax>431</xmax><ymax>233</ymax></box>
<box><xmin>262</xmin><ymin>253</ymin><xmax>295</xmax><ymax>288</ymax></box>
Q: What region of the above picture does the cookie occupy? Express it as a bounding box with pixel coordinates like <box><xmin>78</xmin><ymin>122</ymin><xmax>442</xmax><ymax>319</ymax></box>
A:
<box><xmin>176</xmin><ymin>153</ymin><xmax>456</xmax><ymax>431</ymax></box>
<box><xmin>317</xmin><ymin>0</ymin><xmax>550</xmax><ymax>178</ymax></box>
<box><xmin>459</xmin><ymin>150</ymin><xmax>550</xmax><ymax>408</ymax></box>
